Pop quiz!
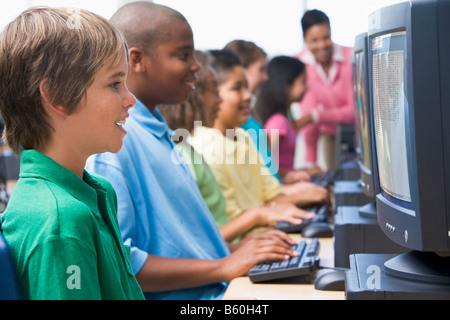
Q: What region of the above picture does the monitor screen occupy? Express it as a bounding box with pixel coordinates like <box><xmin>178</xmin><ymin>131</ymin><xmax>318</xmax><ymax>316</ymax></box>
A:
<box><xmin>371</xmin><ymin>31</ymin><xmax>413</xmax><ymax>210</ymax></box>
<box><xmin>354</xmin><ymin>50</ymin><xmax>371</xmax><ymax>173</ymax></box>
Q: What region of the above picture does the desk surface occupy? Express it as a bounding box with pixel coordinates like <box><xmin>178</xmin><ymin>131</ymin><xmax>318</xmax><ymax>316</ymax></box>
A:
<box><xmin>223</xmin><ymin>236</ymin><xmax>345</xmax><ymax>300</ymax></box>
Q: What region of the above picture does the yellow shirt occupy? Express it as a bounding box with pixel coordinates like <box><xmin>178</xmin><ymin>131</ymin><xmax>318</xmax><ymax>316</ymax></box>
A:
<box><xmin>190</xmin><ymin>126</ymin><xmax>281</xmax><ymax>220</ymax></box>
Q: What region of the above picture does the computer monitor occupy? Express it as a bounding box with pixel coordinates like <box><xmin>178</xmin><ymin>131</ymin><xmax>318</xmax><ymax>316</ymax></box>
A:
<box><xmin>369</xmin><ymin>0</ymin><xmax>450</xmax><ymax>282</ymax></box>
<box><xmin>352</xmin><ymin>32</ymin><xmax>381</xmax><ymax>218</ymax></box>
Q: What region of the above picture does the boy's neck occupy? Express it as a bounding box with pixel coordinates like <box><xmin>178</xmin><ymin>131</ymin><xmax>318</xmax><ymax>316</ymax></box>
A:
<box><xmin>136</xmin><ymin>95</ymin><xmax>157</xmax><ymax>113</ymax></box>
<box><xmin>144</xmin><ymin>103</ymin><xmax>157</xmax><ymax>113</ymax></box>
<box><xmin>35</xmin><ymin>145</ymin><xmax>86</xmax><ymax>179</ymax></box>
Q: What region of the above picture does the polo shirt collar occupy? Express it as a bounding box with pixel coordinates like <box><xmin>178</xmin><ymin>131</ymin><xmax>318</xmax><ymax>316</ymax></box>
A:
<box><xmin>130</xmin><ymin>99</ymin><xmax>170</xmax><ymax>138</ymax></box>
<box><xmin>19</xmin><ymin>149</ymin><xmax>101</xmax><ymax>211</ymax></box>
<box><xmin>301</xmin><ymin>43</ymin><xmax>345</xmax><ymax>65</ymax></box>
<box><xmin>302</xmin><ymin>43</ymin><xmax>345</xmax><ymax>85</ymax></box>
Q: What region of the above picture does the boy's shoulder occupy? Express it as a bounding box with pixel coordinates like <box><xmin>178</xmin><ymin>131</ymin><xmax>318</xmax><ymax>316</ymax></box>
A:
<box><xmin>2</xmin><ymin>178</ymin><xmax>98</xmax><ymax>252</ymax></box>
<box><xmin>4</xmin><ymin>172</ymin><xmax>110</xmax><ymax>229</ymax></box>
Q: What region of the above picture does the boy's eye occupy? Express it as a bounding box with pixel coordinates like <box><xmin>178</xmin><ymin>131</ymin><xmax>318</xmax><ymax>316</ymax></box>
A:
<box><xmin>110</xmin><ymin>82</ymin><xmax>121</xmax><ymax>89</ymax></box>
<box><xmin>232</xmin><ymin>83</ymin><xmax>243</xmax><ymax>91</ymax></box>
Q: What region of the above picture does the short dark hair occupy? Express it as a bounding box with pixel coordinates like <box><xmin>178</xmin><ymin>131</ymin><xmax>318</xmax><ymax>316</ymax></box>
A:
<box><xmin>110</xmin><ymin>1</ymin><xmax>187</xmax><ymax>54</ymax></box>
<box><xmin>208</xmin><ymin>49</ymin><xmax>242</xmax><ymax>85</ymax></box>
<box><xmin>301</xmin><ymin>9</ymin><xmax>330</xmax><ymax>35</ymax></box>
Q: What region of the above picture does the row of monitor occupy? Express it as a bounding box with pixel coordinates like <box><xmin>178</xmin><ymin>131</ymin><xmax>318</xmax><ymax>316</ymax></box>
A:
<box><xmin>351</xmin><ymin>0</ymin><xmax>450</xmax><ymax>290</ymax></box>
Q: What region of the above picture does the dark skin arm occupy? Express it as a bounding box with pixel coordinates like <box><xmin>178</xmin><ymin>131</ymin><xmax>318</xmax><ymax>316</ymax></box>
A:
<box><xmin>219</xmin><ymin>203</ymin><xmax>315</xmax><ymax>242</ymax></box>
<box><xmin>135</xmin><ymin>230</ymin><xmax>298</xmax><ymax>292</ymax></box>
<box><xmin>291</xmin><ymin>113</ymin><xmax>313</xmax><ymax>131</ymax></box>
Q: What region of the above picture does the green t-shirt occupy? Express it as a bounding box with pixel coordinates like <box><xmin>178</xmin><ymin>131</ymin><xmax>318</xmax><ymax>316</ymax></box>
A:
<box><xmin>1</xmin><ymin>150</ymin><xmax>144</xmax><ymax>300</ymax></box>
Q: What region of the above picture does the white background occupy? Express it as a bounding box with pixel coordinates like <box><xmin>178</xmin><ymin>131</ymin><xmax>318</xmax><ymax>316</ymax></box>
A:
<box><xmin>1</xmin><ymin>0</ymin><xmax>404</xmax><ymax>57</ymax></box>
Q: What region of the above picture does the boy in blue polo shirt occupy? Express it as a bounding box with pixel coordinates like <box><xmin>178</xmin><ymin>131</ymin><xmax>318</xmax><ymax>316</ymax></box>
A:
<box><xmin>86</xmin><ymin>2</ymin><xmax>298</xmax><ymax>300</ymax></box>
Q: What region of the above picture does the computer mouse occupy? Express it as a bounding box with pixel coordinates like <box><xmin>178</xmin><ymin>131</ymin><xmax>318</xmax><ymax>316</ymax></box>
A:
<box><xmin>301</xmin><ymin>222</ymin><xmax>333</xmax><ymax>238</ymax></box>
<box><xmin>314</xmin><ymin>269</ymin><xmax>346</xmax><ymax>291</ymax></box>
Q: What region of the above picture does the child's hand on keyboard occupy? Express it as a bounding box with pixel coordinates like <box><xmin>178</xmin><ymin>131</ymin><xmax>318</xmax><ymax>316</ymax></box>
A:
<box><xmin>219</xmin><ymin>230</ymin><xmax>299</xmax><ymax>282</ymax></box>
<box><xmin>257</xmin><ymin>203</ymin><xmax>315</xmax><ymax>227</ymax></box>
<box><xmin>269</xmin><ymin>184</ymin><xmax>330</xmax><ymax>208</ymax></box>
<box><xmin>234</xmin><ymin>229</ymin><xmax>297</xmax><ymax>249</ymax></box>
<box><xmin>282</xmin><ymin>170</ymin><xmax>311</xmax><ymax>184</ymax></box>
<box><xmin>289</xmin><ymin>185</ymin><xmax>330</xmax><ymax>207</ymax></box>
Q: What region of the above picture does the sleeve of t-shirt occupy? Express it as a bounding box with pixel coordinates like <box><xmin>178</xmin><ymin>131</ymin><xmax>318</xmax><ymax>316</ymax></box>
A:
<box><xmin>264</xmin><ymin>114</ymin><xmax>291</xmax><ymax>137</ymax></box>
<box><xmin>25</xmin><ymin>236</ymin><xmax>101</xmax><ymax>300</ymax></box>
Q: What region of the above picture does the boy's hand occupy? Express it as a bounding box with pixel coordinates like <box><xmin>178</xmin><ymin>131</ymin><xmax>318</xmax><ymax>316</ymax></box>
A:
<box><xmin>258</xmin><ymin>203</ymin><xmax>315</xmax><ymax>227</ymax></box>
<box><xmin>219</xmin><ymin>231</ymin><xmax>298</xmax><ymax>282</ymax></box>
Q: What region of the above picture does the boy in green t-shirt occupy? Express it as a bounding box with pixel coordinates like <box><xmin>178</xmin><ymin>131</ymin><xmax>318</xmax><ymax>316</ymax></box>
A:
<box><xmin>0</xmin><ymin>7</ymin><xmax>144</xmax><ymax>300</ymax></box>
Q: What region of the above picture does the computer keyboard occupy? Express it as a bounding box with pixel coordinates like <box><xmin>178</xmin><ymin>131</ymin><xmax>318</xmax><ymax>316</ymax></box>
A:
<box><xmin>275</xmin><ymin>204</ymin><xmax>329</xmax><ymax>233</ymax></box>
<box><xmin>248</xmin><ymin>238</ymin><xmax>320</xmax><ymax>283</ymax></box>
<box><xmin>310</xmin><ymin>169</ymin><xmax>338</xmax><ymax>187</ymax></box>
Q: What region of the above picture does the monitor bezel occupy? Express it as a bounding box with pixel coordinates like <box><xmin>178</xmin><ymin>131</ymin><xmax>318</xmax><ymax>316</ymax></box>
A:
<box><xmin>368</xmin><ymin>0</ymin><xmax>450</xmax><ymax>252</ymax></box>
<box><xmin>353</xmin><ymin>32</ymin><xmax>380</xmax><ymax>199</ymax></box>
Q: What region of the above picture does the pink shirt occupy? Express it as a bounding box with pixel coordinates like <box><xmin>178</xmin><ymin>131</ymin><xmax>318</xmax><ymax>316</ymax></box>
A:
<box><xmin>264</xmin><ymin>113</ymin><xmax>298</xmax><ymax>172</ymax></box>
<box><xmin>294</xmin><ymin>44</ymin><xmax>354</xmax><ymax>162</ymax></box>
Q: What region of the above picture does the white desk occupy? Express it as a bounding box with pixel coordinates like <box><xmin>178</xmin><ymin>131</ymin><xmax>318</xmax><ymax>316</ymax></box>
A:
<box><xmin>223</xmin><ymin>237</ymin><xmax>345</xmax><ymax>300</ymax></box>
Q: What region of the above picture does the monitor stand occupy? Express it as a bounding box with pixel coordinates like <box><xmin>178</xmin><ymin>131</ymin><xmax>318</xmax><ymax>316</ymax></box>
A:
<box><xmin>384</xmin><ymin>251</ymin><xmax>450</xmax><ymax>284</ymax></box>
<box><xmin>339</xmin><ymin>158</ymin><xmax>361</xmax><ymax>181</ymax></box>
<box><xmin>346</xmin><ymin>252</ymin><xmax>450</xmax><ymax>299</ymax></box>
<box><xmin>357</xmin><ymin>202</ymin><xmax>377</xmax><ymax>219</ymax></box>
<box><xmin>333</xmin><ymin>180</ymin><xmax>373</xmax><ymax>208</ymax></box>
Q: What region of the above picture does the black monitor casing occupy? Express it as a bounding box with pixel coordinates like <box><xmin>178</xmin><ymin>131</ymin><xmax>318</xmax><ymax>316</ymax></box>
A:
<box><xmin>369</xmin><ymin>0</ymin><xmax>450</xmax><ymax>254</ymax></box>
<box><xmin>353</xmin><ymin>33</ymin><xmax>381</xmax><ymax>200</ymax></box>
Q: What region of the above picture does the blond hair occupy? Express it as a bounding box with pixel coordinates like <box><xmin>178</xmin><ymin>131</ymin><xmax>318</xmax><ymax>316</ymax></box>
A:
<box><xmin>0</xmin><ymin>7</ymin><xmax>128</xmax><ymax>154</ymax></box>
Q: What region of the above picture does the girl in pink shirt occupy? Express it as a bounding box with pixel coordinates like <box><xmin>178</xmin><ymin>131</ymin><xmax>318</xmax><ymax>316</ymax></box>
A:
<box><xmin>294</xmin><ymin>9</ymin><xmax>354</xmax><ymax>168</ymax></box>
<box><xmin>255</xmin><ymin>55</ymin><xmax>321</xmax><ymax>183</ymax></box>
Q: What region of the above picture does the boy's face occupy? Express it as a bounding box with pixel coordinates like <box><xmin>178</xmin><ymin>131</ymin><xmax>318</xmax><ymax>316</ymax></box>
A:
<box><xmin>142</xmin><ymin>21</ymin><xmax>199</xmax><ymax>108</ymax></box>
<box><xmin>215</xmin><ymin>65</ymin><xmax>252</xmax><ymax>130</ymax></box>
<box><xmin>67</xmin><ymin>51</ymin><xmax>135</xmax><ymax>157</ymax></box>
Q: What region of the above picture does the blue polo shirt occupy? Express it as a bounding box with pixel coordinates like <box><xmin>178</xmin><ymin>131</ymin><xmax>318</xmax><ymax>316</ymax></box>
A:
<box><xmin>85</xmin><ymin>100</ymin><xmax>229</xmax><ymax>300</ymax></box>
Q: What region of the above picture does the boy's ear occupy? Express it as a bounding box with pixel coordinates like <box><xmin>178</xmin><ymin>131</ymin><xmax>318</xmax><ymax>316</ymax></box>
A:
<box><xmin>39</xmin><ymin>79</ymin><xmax>68</xmax><ymax>117</ymax></box>
<box><xmin>128</xmin><ymin>47</ymin><xmax>148</xmax><ymax>73</ymax></box>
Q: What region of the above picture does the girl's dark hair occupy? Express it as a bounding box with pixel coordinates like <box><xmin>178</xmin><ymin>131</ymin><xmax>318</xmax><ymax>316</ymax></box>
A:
<box><xmin>254</xmin><ymin>56</ymin><xmax>306</xmax><ymax>125</ymax></box>
<box><xmin>301</xmin><ymin>9</ymin><xmax>330</xmax><ymax>35</ymax></box>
